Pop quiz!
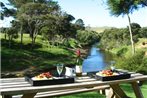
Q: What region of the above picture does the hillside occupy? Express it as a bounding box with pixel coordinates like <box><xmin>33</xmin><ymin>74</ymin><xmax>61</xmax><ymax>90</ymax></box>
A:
<box><xmin>86</xmin><ymin>26</ymin><xmax>112</xmax><ymax>33</ymax></box>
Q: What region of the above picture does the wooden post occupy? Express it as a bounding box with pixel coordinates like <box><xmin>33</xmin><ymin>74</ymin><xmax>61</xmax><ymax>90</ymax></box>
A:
<box><xmin>106</xmin><ymin>88</ymin><xmax>115</xmax><ymax>98</ymax></box>
<box><xmin>110</xmin><ymin>84</ymin><xmax>129</xmax><ymax>98</ymax></box>
<box><xmin>131</xmin><ymin>82</ymin><xmax>144</xmax><ymax>98</ymax></box>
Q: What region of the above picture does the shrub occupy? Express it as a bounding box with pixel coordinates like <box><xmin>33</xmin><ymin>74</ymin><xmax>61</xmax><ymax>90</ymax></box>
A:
<box><xmin>76</xmin><ymin>30</ymin><xmax>101</xmax><ymax>46</ymax></box>
<box><xmin>116</xmin><ymin>47</ymin><xmax>128</xmax><ymax>57</ymax></box>
<box><xmin>115</xmin><ymin>51</ymin><xmax>147</xmax><ymax>74</ymax></box>
<box><xmin>63</xmin><ymin>38</ymin><xmax>81</xmax><ymax>49</ymax></box>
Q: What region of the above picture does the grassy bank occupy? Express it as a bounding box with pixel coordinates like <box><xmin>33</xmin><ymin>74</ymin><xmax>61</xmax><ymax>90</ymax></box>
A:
<box><xmin>1</xmin><ymin>34</ymin><xmax>76</xmax><ymax>74</ymax></box>
<box><xmin>110</xmin><ymin>38</ymin><xmax>147</xmax><ymax>57</ymax></box>
<box><xmin>103</xmin><ymin>38</ymin><xmax>147</xmax><ymax>74</ymax></box>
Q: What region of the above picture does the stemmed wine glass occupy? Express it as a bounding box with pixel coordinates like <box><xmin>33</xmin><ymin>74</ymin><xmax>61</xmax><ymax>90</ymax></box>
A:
<box><xmin>56</xmin><ymin>64</ymin><xmax>64</xmax><ymax>77</ymax></box>
<box><xmin>110</xmin><ymin>61</ymin><xmax>115</xmax><ymax>71</ymax></box>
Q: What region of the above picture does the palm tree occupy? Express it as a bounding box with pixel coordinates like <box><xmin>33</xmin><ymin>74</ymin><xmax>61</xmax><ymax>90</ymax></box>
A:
<box><xmin>107</xmin><ymin>0</ymin><xmax>141</xmax><ymax>55</ymax></box>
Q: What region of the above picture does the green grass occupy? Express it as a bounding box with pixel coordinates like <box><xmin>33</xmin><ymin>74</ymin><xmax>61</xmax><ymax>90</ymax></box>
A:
<box><xmin>60</xmin><ymin>91</ymin><xmax>105</xmax><ymax>98</ymax></box>
<box><xmin>1</xmin><ymin>33</ymin><xmax>76</xmax><ymax>72</ymax></box>
<box><xmin>110</xmin><ymin>38</ymin><xmax>147</xmax><ymax>57</ymax></box>
<box><xmin>1</xmin><ymin>46</ymin><xmax>75</xmax><ymax>71</ymax></box>
<box><xmin>120</xmin><ymin>82</ymin><xmax>147</xmax><ymax>98</ymax></box>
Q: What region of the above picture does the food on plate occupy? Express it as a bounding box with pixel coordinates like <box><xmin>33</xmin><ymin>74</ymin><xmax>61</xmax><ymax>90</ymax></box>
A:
<box><xmin>32</xmin><ymin>72</ymin><xmax>53</xmax><ymax>80</ymax></box>
<box><xmin>96</xmin><ymin>70</ymin><xmax>119</xmax><ymax>76</ymax></box>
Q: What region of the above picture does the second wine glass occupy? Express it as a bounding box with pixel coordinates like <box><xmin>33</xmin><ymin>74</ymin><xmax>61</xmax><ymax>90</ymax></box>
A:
<box><xmin>56</xmin><ymin>64</ymin><xmax>64</xmax><ymax>77</ymax></box>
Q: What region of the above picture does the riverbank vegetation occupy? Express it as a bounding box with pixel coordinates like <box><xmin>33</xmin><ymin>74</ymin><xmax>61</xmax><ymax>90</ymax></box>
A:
<box><xmin>99</xmin><ymin>24</ymin><xmax>147</xmax><ymax>74</ymax></box>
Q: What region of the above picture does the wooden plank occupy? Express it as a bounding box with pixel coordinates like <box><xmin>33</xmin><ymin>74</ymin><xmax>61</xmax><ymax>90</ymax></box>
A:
<box><xmin>76</xmin><ymin>78</ymin><xmax>97</xmax><ymax>82</ymax></box>
<box><xmin>0</xmin><ymin>78</ymin><xmax>25</xmax><ymax>83</ymax></box>
<box><xmin>110</xmin><ymin>84</ymin><xmax>129</xmax><ymax>98</ymax></box>
<box><xmin>131</xmin><ymin>82</ymin><xmax>144</xmax><ymax>98</ymax></box>
<box><xmin>35</xmin><ymin>86</ymin><xmax>109</xmax><ymax>98</ymax></box>
<box><xmin>0</xmin><ymin>82</ymin><xmax>30</xmax><ymax>86</ymax></box>
<box><xmin>1</xmin><ymin>83</ymin><xmax>31</xmax><ymax>88</ymax></box>
<box><xmin>11</xmin><ymin>85</ymin><xmax>109</xmax><ymax>98</ymax></box>
<box><xmin>131</xmin><ymin>73</ymin><xmax>143</xmax><ymax>77</ymax></box>
<box><xmin>1</xmin><ymin>75</ymin><xmax>147</xmax><ymax>95</ymax></box>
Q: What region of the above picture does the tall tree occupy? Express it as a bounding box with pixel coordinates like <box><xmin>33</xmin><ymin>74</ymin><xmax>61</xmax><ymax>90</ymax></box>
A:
<box><xmin>107</xmin><ymin>0</ymin><xmax>143</xmax><ymax>55</ymax></box>
<box><xmin>17</xmin><ymin>1</ymin><xmax>60</xmax><ymax>49</ymax></box>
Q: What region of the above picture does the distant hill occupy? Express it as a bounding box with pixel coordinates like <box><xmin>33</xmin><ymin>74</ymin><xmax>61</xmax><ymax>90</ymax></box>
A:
<box><xmin>86</xmin><ymin>26</ymin><xmax>112</xmax><ymax>33</ymax></box>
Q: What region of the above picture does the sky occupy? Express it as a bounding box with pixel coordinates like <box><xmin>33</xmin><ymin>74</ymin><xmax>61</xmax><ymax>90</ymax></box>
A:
<box><xmin>56</xmin><ymin>0</ymin><xmax>147</xmax><ymax>28</ymax></box>
<box><xmin>0</xmin><ymin>0</ymin><xmax>147</xmax><ymax>28</ymax></box>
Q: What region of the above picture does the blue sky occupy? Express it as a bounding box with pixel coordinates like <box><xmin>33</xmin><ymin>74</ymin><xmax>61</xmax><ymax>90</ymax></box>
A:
<box><xmin>57</xmin><ymin>0</ymin><xmax>147</xmax><ymax>28</ymax></box>
<box><xmin>1</xmin><ymin>0</ymin><xmax>147</xmax><ymax>28</ymax></box>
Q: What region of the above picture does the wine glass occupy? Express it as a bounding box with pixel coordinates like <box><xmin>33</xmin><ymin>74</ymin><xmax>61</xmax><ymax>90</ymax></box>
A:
<box><xmin>110</xmin><ymin>61</ymin><xmax>115</xmax><ymax>71</ymax></box>
<box><xmin>56</xmin><ymin>64</ymin><xmax>64</xmax><ymax>77</ymax></box>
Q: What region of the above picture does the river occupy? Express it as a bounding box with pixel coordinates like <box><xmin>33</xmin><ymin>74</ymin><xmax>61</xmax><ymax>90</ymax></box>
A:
<box><xmin>82</xmin><ymin>44</ymin><xmax>115</xmax><ymax>73</ymax></box>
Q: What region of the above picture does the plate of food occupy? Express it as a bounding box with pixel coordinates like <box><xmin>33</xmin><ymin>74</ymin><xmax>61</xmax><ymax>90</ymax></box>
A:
<box><xmin>88</xmin><ymin>69</ymin><xmax>130</xmax><ymax>81</ymax></box>
<box><xmin>25</xmin><ymin>72</ymin><xmax>75</xmax><ymax>86</ymax></box>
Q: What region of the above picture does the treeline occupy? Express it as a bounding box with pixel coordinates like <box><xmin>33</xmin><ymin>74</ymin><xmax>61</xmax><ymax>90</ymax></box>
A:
<box><xmin>99</xmin><ymin>23</ymin><xmax>147</xmax><ymax>51</ymax></box>
<box><xmin>0</xmin><ymin>0</ymin><xmax>100</xmax><ymax>49</ymax></box>
<box><xmin>99</xmin><ymin>23</ymin><xmax>147</xmax><ymax>74</ymax></box>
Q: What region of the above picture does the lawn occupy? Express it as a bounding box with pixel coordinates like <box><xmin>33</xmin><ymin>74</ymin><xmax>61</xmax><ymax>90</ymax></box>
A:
<box><xmin>1</xmin><ymin>33</ymin><xmax>76</xmax><ymax>72</ymax></box>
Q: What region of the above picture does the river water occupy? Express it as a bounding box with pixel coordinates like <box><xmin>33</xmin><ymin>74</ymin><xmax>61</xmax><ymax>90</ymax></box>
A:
<box><xmin>82</xmin><ymin>45</ymin><xmax>115</xmax><ymax>73</ymax></box>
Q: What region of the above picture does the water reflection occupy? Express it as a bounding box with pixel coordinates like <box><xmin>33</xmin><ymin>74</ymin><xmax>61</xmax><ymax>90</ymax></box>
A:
<box><xmin>82</xmin><ymin>45</ymin><xmax>114</xmax><ymax>73</ymax></box>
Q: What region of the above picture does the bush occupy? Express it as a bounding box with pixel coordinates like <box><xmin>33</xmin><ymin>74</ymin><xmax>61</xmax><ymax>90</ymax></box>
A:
<box><xmin>99</xmin><ymin>28</ymin><xmax>130</xmax><ymax>50</ymax></box>
<box><xmin>76</xmin><ymin>30</ymin><xmax>101</xmax><ymax>46</ymax></box>
<box><xmin>115</xmin><ymin>51</ymin><xmax>147</xmax><ymax>74</ymax></box>
<box><xmin>64</xmin><ymin>38</ymin><xmax>81</xmax><ymax>49</ymax></box>
<box><xmin>116</xmin><ymin>47</ymin><xmax>128</xmax><ymax>57</ymax></box>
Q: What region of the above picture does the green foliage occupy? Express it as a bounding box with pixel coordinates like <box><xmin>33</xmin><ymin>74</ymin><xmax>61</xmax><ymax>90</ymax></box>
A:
<box><xmin>100</xmin><ymin>28</ymin><xmax>130</xmax><ymax>50</ymax></box>
<box><xmin>14</xmin><ymin>0</ymin><xmax>61</xmax><ymax>49</ymax></box>
<box><xmin>75</xmin><ymin>19</ymin><xmax>85</xmax><ymax>30</ymax></box>
<box><xmin>64</xmin><ymin>38</ymin><xmax>81</xmax><ymax>49</ymax></box>
<box><xmin>77</xmin><ymin>30</ymin><xmax>101</xmax><ymax>46</ymax></box>
<box><xmin>116</xmin><ymin>47</ymin><xmax>128</xmax><ymax>57</ymax></box>
<box><xmin>7</xmin><ymin>27</ymin><xmax>18</xmax><ymax>39</ymax></box>
<box><xmin>139</xmin><ymin>27</ymin><xmax>147</xmax><ymax>38</ymax></box>
<box><xmin>115</xmin><ymin>51</ymin><xmax>147</xmax><ymax>74</ymax></box>
<box><xmin>99</xmin><ymin>25</ymin><xmax>145</xmax><ymax>50</ymax></box>
<box><xmin>0</xmin><ymin>1</ymin><xmax>16</xmax><ymax>19</ymax></box>
<box><xmin>107</xmin><ymin>0</ymin><xmax>140</xmax><ymax>16</ymax></box>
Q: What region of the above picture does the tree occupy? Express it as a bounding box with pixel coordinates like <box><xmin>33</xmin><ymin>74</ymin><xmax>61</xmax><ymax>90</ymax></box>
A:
<box><xmin>6</xmin><ymin>27</ymin><xmax>18</xmax><ymax>48</ymax></box>
<box><xmin>130</xmin><ymin>23</ymin><xmax>141</xmax><ymax>42</ymax></box>
<box><xmin>139</xmin><ymin>27</ymin><xmax>147</xmax><ymax>38</ymax></box>
<box><xmin>75</xmin><ymin>19</ymin><xmax>85</xmax><ymax>30</ymax></box>
<box><xmin>107</xmin><ymin>0</ymin><xmax>142</xmax><ymax>55</ymax></box>
<box><xmin>17</xmin><ymin>1</ymin><xmax>60</xmax><ymax>49</ymax></box>
<box><xmin>136</xmin><ymin>0</ymin><xmax>147</xmax><ymax>6</ymax></box>
<box><xmin>0</xmin><ymin>2</ymin><xmax>16</xmax><ymax>20</ymax></box>
<box><xmin>1</xmin><ymin>27</ymin><xmax>7</xmax><ymax>40</ymax></box>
